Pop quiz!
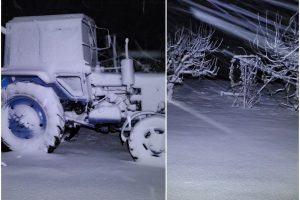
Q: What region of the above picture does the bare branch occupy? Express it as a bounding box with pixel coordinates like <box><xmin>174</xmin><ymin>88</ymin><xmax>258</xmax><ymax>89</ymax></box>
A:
<box><xmin>167</xmin><ymin>26</ymin><xmax>221</xmax><ymax>99</ymax></box>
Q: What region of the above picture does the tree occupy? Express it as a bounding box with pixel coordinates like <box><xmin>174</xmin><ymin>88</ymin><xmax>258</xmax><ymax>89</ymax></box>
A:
<box><xmin>229</xmin><ymin>55</ymin><xmax>262</xmax><ymax>108</ymax></box>
<box><xmin>255</xmin><ymin>13</ymin><xmax>298</xmax><ymax>109</ymax></box>
<box><xmin>167</xmin><ymin>26</ymin><xmax>221</xmax><ymax>100</ymax></box>
<box><xmin>229</xmin><ymin>13</ymin><xmax>298</xmax><ymax>110</ymax></box>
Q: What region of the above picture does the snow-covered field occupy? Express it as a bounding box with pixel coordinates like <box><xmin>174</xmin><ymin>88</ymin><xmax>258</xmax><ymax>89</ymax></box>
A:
<box><xmin>2</xmin><ymin>129</ymin><xmax>165</xmax><ymax>200</ymax></box>
<box><xmin>167</xmin><ymin>79</ymin><xmax>298</xmax><ymax>200</ymax></box>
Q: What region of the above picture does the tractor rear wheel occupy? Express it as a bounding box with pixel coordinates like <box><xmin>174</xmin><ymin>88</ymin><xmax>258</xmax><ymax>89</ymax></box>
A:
<box><xmin>2</xmin><ymin>82</ymin><xmax>65</xmax><ymax>153</ymax></box>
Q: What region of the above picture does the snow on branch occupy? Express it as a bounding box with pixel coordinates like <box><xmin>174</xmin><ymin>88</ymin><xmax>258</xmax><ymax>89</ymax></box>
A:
<box><xmin>254</xmin><ymin>13</ymin><xmax>298</xmax><ymax>86</ymax></box>
<box><xmin>229</xmin><ymin>13</ymin><xmax>298</xmax><ymax>110</ymax></box>
<box><xmin>254</xmin><ymin>13</ymin><xmax>298</xmax><ymax>110</ymax></box>
<box><xmin>229</xmin><ymin>55</ymin><xmax>262</xmax><ymax>108</ymax></box>
<box><xmin>167</xmin><ymin>26</ymin><xmax>221</xmax><ymax>99</ymax></box>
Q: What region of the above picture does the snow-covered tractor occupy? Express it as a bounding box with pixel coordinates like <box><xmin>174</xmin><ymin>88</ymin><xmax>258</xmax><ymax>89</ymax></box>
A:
<box><xmin>1</xmin><ymin>14</ymin><xmax>165</xmax><ymax>162</ymax></box>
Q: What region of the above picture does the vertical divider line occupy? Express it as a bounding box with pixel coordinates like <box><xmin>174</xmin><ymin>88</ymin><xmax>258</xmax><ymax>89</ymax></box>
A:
<box><xmin>165</xmin><ymin>0</ymin><xmax>168</xmax><ymax>199</ymax></box>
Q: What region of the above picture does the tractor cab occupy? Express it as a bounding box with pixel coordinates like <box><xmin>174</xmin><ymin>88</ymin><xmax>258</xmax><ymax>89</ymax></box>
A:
<box><xmin>2</xmin><ymin>14</ymin><xmax>108</xmax><ymax>83</ymax></box>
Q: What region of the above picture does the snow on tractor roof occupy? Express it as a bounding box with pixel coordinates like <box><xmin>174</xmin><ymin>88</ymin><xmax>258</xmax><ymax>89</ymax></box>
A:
<box><xmin>4</xmin><ymin>13</ymin><xmax>95</xmax><ymax>82</ymax></box>
<box><xmin>8</xmin><ymin>13</ymin><xmax>94</xmax><ymax>24</ymax></box>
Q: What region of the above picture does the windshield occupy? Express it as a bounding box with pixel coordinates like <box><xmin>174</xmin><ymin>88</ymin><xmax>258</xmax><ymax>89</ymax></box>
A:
<box><xmin>82</xmin><ymin>20</ymin><xmax>97</xmax><ymax>67</ymax></box>
<box><xmin>82</xmin><ymin>19</ymin><xmax>111</xmax><ymax>67</ymax></box>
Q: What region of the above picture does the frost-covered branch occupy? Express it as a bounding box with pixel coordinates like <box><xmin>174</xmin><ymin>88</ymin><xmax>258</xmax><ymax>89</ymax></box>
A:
<box><xmin>254</xmin><ymin>13</ymin><xmax>298</xmax><ymax>109</ymax></box>
<box><xmin>229</xmin><ymin>55</ymin><xmax>262</xmax><ymax>108</ymax></box>
<box><xmin>254</xmin><ymin>13</ymin><xmax>298</xmax><ymax>86</ymax></box>
<box><xmin>229</xmin><ymin>13</ymin><xmax>298</xmax><ymax>110</ymax></box>
<box><xmin>167</xmin><ymin>26</ymin><xmax>221</xmax><ymax>99</ymax></box>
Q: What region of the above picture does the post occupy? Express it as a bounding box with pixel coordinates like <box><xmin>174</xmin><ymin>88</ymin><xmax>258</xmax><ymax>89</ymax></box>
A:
<box><xmin>125</xmin><ymin>38</ymin><xmax>129</xmax><ymax>59</ymax></box>
<box><xmin>112</xmin><ymin>34</ymin><xmax>118</xmax><ymax>72</ymax></box>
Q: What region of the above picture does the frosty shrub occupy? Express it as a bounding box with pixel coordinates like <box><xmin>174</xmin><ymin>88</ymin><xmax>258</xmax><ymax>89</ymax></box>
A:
<box><xmin>229</xmin><ymin>55</ymin><xmax>262</xmax><ymax>108</ymax></box>
<box><xmin>167</xmin><ymin>26</ymin><xmax>221</xmax><ymax>100</ymax></box>
<box><xmin>254</xmin><ymin>13</ymin><xmax>298</xmax><ymax>110</ymax></box>
<box><xmin>229</xmin><ymin>13</ymin><xmax>298</xmax><ymax>110</ymax></box>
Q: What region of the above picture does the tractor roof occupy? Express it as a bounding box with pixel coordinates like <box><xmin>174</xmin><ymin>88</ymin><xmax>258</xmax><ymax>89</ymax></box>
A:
<box><xmin>8</xmin><ymin>14</ymin><xmax>94</xmax><ymax>24</ymax></box>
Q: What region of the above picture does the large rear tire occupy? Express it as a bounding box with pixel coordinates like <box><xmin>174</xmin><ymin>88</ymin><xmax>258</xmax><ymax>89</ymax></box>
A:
<box><xmin>128</xmin><ymin>115</ymin><xmax>165</xmax><ymax>164</ymax></box>
<box><xmin>2</xmin><ymin>82</ymin><xmax>65</xmax><ymax>153</ymax></box>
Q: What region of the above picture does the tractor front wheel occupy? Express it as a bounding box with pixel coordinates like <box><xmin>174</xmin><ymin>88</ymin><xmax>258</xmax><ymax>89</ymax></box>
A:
<box><xmin>128</xmin><ymin>115</ymin><xmax>165</xmax><ymax>165</ymax></box>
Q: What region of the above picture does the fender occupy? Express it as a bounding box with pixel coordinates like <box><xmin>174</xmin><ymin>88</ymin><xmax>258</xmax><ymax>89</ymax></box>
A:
<box><xmin>1</xmin><ymin>71</ymin><xmax>89</xmax><ymax>102</ymax></box>
<box><xmin>2</xmin><ymin>68</ymin><xmax>51</xmax><ymax>83</ymax></box>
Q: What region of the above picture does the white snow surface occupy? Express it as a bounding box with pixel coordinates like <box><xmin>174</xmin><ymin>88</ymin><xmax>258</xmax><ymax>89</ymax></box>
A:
<box><xmin>2</xmin><ymin>128</ymin><xmax>165</xmax><ymax>200</ymax></box>
<box><xmin>167</xmin><ymin>79</ymin><xmax>298</xmax><ymax>200</ymax></box>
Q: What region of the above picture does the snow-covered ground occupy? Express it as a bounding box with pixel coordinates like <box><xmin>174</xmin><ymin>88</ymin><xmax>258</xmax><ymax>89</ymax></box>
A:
<box><xmin>2</xmin><ymin>129</ymin><xmax>165</xmax><ymax>200</ymax></box>
<box><xmin>167</xmin><ymin>79</ymin><xmax>298</xmax><ymax>200</ymax></box>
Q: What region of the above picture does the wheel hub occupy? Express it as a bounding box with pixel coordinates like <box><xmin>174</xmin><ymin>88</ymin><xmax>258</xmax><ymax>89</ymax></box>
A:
<box><xmin>6</xmin><ymin>96</ymin><xmax>47</xmax><ymax>139</ymax></box>
<box><xmin>144</xmin><ymin>127</ymin><xmax>165</xmax><ymax>156</ymax></box>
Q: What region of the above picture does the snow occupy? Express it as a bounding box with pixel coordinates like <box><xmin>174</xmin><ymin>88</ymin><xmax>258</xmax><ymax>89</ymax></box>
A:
<box><xmin>167</xmin><ymin>79</ymin><xmax>298</xmax><ymax>200</ymax></box>
<box><xmin>2</xmin><ymin>128</ymin><xmax>165</xmax><ymax>200</ymax></box>
<box><xmin>4</xmin><ymin>14</ymin><xmax>88</xmax><ymax>84</ymax></box>
<box><xmin>2</xmin><ymin>82</ymin><xmax>64</xmax><ymax>152</ymax></box>
<box><xmin>178</xmin><ymin>0</ymin><xmax>298</xmax><ymax>55</ymax></box>
<box><xmin>9</xmin><ymin>14</ymin><xmax>87</xmax><ymax>23</ymax></box>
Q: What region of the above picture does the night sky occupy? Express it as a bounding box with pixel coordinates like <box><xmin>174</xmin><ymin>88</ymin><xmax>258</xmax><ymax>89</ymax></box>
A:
<box><xmin>1</xmin><ymin>0</ymin><xmax>298</xmax><ymax>75</ymax></box>
<box><xmin>168</xmin><ymin>0</ymin><xmax>298</xmax><ymax>78</ymax></box>
<box><xmin>1</xmin><ymin>0</ymin><xmax>165</xmax><ymax>52</ymax></box>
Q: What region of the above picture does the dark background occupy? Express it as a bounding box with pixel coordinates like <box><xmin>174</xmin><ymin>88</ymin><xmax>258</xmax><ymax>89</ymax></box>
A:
<box><xmin>168</xmin><ymin>0</ymin><xmax>298</xmax><ymax>79</ymax></box>
<box><xmin>1</xmin><ymin>0</ymin><xmax>165</xmax><ymax>67</ymax></box>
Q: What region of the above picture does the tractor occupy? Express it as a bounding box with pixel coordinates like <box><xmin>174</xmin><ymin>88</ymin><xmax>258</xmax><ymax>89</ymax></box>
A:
<box><xmin>1</xmin><ymin>14</ymin><xmax>165</xmax><ymax>163</ymax></box>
